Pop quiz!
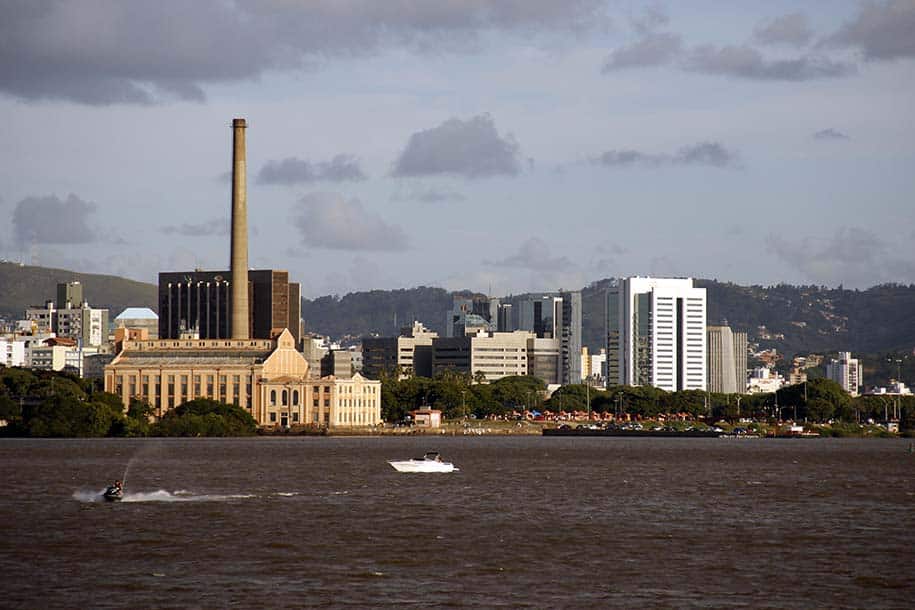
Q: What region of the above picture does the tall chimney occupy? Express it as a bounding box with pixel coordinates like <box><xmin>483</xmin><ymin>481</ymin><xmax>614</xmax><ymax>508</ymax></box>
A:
<box><xmin>230</xmin><ymin>118</ymin><xmax>249</xmax><ymax>339</ymax></box>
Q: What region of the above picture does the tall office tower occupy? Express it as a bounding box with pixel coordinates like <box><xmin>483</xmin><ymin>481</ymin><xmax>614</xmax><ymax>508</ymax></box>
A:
<box><xmin>606</xmin><ymin>277</ymin><xmax>707</xmax><ymax>392</ymax></box>
<box><xmin>515</xmin><ymin>291</ymin><xmax>581</xmax><ymax>384</ymax></box>
<box><xmin>825</xmin><ymin>351</ymin><xmax>863</xmax><ymax>396</ymax></box>
<box><xmin>733</xmin><ymin>331</ymin><xmax>748</xmax><ymax>393</ymax></box>
<box><xmin>707</xmin><ymin>325</ymin><xmax>737</xmax><ymax>393</ymax></box>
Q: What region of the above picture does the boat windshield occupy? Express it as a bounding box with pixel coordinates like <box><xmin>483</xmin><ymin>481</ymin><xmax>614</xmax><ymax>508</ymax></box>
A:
<box><xmin>424</xmin><ymin>452</ymin><xmax>441</xmax><ymax>461</ymax></box>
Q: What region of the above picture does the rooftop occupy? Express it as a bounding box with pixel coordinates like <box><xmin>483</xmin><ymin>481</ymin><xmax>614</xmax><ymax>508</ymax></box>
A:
<box><xmin>115</xmin><ymin>307</ymin><xmax>158</xmax><ymax>320</ymax></box>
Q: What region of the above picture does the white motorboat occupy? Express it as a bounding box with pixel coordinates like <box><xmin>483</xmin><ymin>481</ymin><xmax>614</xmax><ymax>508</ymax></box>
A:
<box><xmin>388</xmin><ymin>452</ymin><xmax>458</xmax><ymax>473</ymax></box>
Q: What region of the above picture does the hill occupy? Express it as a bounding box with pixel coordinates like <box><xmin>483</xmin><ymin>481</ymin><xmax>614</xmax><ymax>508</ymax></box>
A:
<box><xmin>0</xmin><ymin>262</ymin><xmax>157</xmax><ymax>319</ymax></box>
<box><xmin>301</xmin><ymin>279</ymin><xmax>915</xmax><ymax>357</ymax></box>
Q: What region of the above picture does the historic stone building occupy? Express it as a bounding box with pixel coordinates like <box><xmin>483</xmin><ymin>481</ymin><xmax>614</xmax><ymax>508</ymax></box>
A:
<box><xmin>104</xmin><ymin>329</ymin><xmax>381</xmax><ymax>428</ymax></box>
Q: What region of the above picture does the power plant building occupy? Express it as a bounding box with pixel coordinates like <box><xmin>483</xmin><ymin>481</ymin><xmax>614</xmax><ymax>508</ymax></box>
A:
<box><xmin>105</xmin><ymin>117</ymin><xmax>376</xmax><ymax>428</ymax></box>
<box><xmin>158</xmin><ymin>269</ymin><xmax>300</xmax><ymax>344</ymax></box>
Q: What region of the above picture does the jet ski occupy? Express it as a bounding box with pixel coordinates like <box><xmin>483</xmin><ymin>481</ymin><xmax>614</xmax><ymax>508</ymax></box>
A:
<box><xmin>103</xmin><ymin>484</ymin><xmax>123</xmax><ymax>502</ymax></box>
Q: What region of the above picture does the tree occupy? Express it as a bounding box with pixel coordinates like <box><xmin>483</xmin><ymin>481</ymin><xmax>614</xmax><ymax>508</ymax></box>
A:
<box><xmin>22</xmin><ymin>395</ymin><xmax>124</xmax><ymax>437</ymax></box>
<box><xmin>152</xmin><ymin>398</ymin><xmax>257</xmax><ymax>436</ymax></box>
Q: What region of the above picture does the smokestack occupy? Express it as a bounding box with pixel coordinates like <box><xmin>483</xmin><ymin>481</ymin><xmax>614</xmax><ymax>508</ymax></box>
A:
<box><xmin>230</xmin><ymin>118</ymin><xmax>249</xmax><ymax>340</ymax></box>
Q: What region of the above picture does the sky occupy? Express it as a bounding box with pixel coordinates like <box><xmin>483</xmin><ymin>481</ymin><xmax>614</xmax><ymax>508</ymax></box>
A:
<box><xmin>1</xmin><ymin>0</ymin><xmax>914</xmax><ymax>298</ymax></box>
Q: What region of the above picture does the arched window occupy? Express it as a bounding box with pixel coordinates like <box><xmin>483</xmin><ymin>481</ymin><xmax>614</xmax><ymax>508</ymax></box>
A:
<box><xmin>282</xmin><ymin>390</ymin><xmax>288</xmax><ymax>406</ymax></box>
<box><xmin>292</xmin><ymin>390</ymin><xmax>299</xmax><ymax>406</ymax></box>
<box><xmin>270</xmin><ymin>390</ymin><xmax>276</xmax><ymax>405</ymax></box>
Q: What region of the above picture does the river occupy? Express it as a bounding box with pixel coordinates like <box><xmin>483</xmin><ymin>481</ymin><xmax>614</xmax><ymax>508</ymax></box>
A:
<box><xmin>0</xmin><ymin>437</ymin><xmax>912</xmax><ymax>608</ymax></box>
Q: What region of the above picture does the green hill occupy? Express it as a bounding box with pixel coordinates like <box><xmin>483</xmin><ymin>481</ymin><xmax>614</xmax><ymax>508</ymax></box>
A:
<box><xmin>5</xmin><ymin>261</ymin><xmax>914</xmax><ymax>362</ymax></box>
<box><xmin>301</xmin><ymin>279</ymin><xmax>915</xmax><ymax>358</ymax></box>
<box><xmin>0</xmin><ymin>261</ymin><xmax>157</xmax><ymax>319</ymax></box>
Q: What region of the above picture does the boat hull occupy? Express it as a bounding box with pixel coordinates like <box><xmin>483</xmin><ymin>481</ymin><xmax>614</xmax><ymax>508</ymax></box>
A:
<box><xmin>388</xmin><ymin>460</ymin><xmax>458</xmax><ymax>473</ymax></box>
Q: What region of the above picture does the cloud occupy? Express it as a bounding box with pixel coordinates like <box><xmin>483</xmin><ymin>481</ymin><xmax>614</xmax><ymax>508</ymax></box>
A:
<box><xmin>630</xmin><ymin>5</ymin><xmax>669</xmax><ymax>35</ymax></box>
<box><xmin>160</xmin><ymin>218</ymin><xmax>230</xmax><ymax>237</ymax></box>
<box><xmin>592</xmin><ymin>141</ymin><xmax>740</xmax><ymax>169</ymax></box>
<box><xmin>12</xmin><ymin>194</ymin><xmax>97</xmax><ymax>245</ymax></box>
<box><xmin>766</xmin><ymin>227</ymin><xmax>915</xmax><ymax>288</ymax></box>
<box><xmin>257</xmin><ymin>155</ymin><xmax>367</xmax><ymax>185</ymax></box>
<box><xmin>603</xmin><ymin>5</ymin><xmax>681</xmax><ymax>71</ymax></box>
<box><xmin>290</xmin><ymin>192</ymin><xmax>408</xmax><ymax>251</ymax></box>
<box><xmin>602</xmin><ymin>32</ymin><xmax>683</xmax><ymax>71</ymax></box>
<box><xmin>754</xmin><ymin>12</ymin><xmax>814</xmax><ymax>47</ymax></box>
<box><xmin>0</xmin><ymin>1</ymin><xmax>607</xmax><ymax>105</ymax></box>
<box><xmin>826</xmin><ymin>0</ymin><xmax>915</xmax><ymax>61</ymax></box>
<box><xmin>683</xmin><ymin>44</ymin><xmax>854</xmax><ymax>81</ymax></box>
<box><xmin>484</xmin><ymin>237</ymin><xmax>573</xmax><ymax>271</ymax></box>
<box><xmin>390</xmin><ymin>185</ymin><xmax>466</xmax><ymax>204</ymax></box>
<box><xmin>812</xmin><ymin>128</ymin><xmax>850</xmax><ymax>140</ymax></box>
<box><xmin>392</xmin><ymin>114</ymin><xmax>521</xmax><ymax>179</ymax></box>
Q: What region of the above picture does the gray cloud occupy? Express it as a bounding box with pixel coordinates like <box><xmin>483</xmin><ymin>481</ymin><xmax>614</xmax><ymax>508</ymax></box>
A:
<box><xmin>257</xmin><ymin>155</ymin><xmax>367</xmax><ymax>185</ymax></box>
<box><xmin>390</xmin><ymin>185</ymin><xmax>466</xmax><ymax>204</ymax></box>
<box><xmin>160</xmin><ymin>218</ymin><xmax>231</xmax><ymax>237</ymax></box>
<box><xmin>683</xmin><ymin>44</ymin><xmax>854</xmax><ymax>80</ymax></box>
<box><xmin>813</xmin><ymin>128</ymin><xmax>850</xmax><ymax>140</ymax></box>
<box><xmin>630</xmin><ymin>5</ymin><xmax>669</xmax><ymax>35</ymax></box>
<box><xmin>393</xmin><ymin>114</ymin><xmax>521</xmax><ymax>179</ymax></box>
<box><xmin>602</xmin><ymin>32</ymin><xmax>683</xmax><ymax>71</ymax></box>
<box><xmin>826</xmin><ymin>0</ymin><xmax>915</xmax><ymax>61</ymax></box>
<box><xmin>12</xmin><ymin>194</ymin><xmax>97</xmax><ymax>245</ymax></box>
<box><xmin>291</xmin><ymin>192</ymin><xmax>408</xmax><ymax>251</ymax></box>
<box><xmin>592</xmin><ymin>141</ymin><xmax>739</xmax><ymax>169</ymax></box>
<box><xmin>766</xmin><ymin>227</ymin><xmax>915</xmax><ymax>288</ymax></box>
<box><xmin>484</xmin><ymin>237</ymin><xmax>573</xmax><ymax>272</ymax></box>
<box><xmin>754</xmin><ymin>12</ymin><xmax>813</xmax><ymax>47</ymax></box>
<box><xmin>0</xmin><ymin>1</ymin><xmax>607</xmax><ymax>105</ymax></box>
<box><xmin>603</xmin><ymin>5</ymin><xmax>681</xmax><ymax>71</ymax></box>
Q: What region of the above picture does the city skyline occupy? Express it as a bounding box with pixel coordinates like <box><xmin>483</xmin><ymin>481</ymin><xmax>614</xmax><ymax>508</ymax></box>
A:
<box><xmin>2</xmin><ymin>1</ymin><xmax>914</xmax><ymax>297</ymax></box>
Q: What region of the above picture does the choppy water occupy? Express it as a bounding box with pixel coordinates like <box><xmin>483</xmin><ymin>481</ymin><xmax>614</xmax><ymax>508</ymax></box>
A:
<box><xmin>1</xmin><ymin>437</ymin><xmax>913</xmax><ymax>609</ymax></box>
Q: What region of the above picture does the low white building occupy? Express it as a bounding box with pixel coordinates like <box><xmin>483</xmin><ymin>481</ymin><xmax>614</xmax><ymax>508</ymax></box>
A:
<box><xmin>0</xmin><ymin>338</ymin><xmax>27</xmax><ymax>367</ymax></box>
<box><xmin>747</xmin><ymin>367</ymin><xmax>784</xmax><ymax>394</ymax></box>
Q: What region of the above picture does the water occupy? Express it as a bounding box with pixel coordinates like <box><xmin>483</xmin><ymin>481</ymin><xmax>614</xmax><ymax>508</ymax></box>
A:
<box><xmin>1</xmin><ymin>437</ymin><xmax>912</xmax><ymax>608</ymax></box>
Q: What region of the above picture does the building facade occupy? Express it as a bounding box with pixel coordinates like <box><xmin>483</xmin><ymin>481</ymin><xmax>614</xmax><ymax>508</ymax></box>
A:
<box><xmin>158</xmin><ymin>269</ymin><xmax>300</xmax><ymax>343</ymax></box>
<box><xmin>432</xmin><ymin>330</ymin><xmax>533</xmax><ymax>382</ymax></box>
<box><xmin>25</xmin><ymin>282</ymin><xmax>108</xmax><ymax>347</ymax></box>
<box><xmin>607</xmin><ymin>277</ymin><xmax>707</xmax><ymax>392</ymax></box>
<box><xmin>362</xmin><ymin>321</ymin><xmax>438</xmax><ymax>379</ymax></box>
<box><xmin>0</xmin><ymin>339</ymin><xmax>26</xmax><ymax>367</ymax></box>
<box><xmin>104</xmin><ymin>329</ymin><xmax>381</xmax><ymax>428</ymax></box>
<box><xmin>825</xmin><ymin>351</ymin><xmax>863</xmax><ymax>396</ymax></box>
<box><xmin>515</xmin><ymin>291</ymin><xmax>582</xmax><ymax>384</ymax></box>
<box><xmin>707</xmin><ymin>325</ymin><xmax>747</xmax><ymax>394</ymax></box>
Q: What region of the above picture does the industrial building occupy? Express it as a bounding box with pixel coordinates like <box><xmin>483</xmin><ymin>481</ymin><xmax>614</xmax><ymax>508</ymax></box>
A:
<box><xmin>106</xmin><ymin>118</ymin><xmax>377</xmax><ymax>428</ymax></box>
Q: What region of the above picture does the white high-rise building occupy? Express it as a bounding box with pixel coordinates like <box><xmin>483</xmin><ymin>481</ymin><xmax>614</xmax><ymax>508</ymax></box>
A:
<box><xmin>825</xmin><ymin>352</ymin><xmax>863</xmax><ymax>396</ymax></box>
<box><xmin>607</xmin><ymin>277</ymin><xmax>707</xmax><ymax>392</ymax></box>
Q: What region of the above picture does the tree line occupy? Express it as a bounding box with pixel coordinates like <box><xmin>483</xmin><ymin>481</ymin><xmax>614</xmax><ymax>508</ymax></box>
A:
<box><xmin>0</xmin><ymin>367</ymin><xmax>256</xmax><ymax>437</ymax></box>
<box><xmin>380</xmin><ymin>370</ymin><xmax>914</xmax><ymax>430</ymax></box>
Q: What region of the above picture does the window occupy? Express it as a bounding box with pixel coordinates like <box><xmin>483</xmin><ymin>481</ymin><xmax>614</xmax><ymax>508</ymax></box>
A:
<box><xmin>281</xmin><ymin>390</ymin><xmax>288</xmax><ymax>406</ymax></box>
<box><xmin>292</xmin><ymin>390</ymin><xmax>299</xmax><ymax>406</ymax></box>
<box><xmin>269</xmin><ymin>412</ymin><xmax>276</xmax><ymax>423</ymax></box>
<box><xmin>270</xmin><ymin>390</ymin><xmax>277</xmax><ymax>405</ymax></box>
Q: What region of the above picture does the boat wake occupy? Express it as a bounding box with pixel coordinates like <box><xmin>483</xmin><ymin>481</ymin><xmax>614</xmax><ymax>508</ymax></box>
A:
<box><xmin>73</xmin><ymin>489</ymin><xmax>298</xmax><ymax>503</ymax></box>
